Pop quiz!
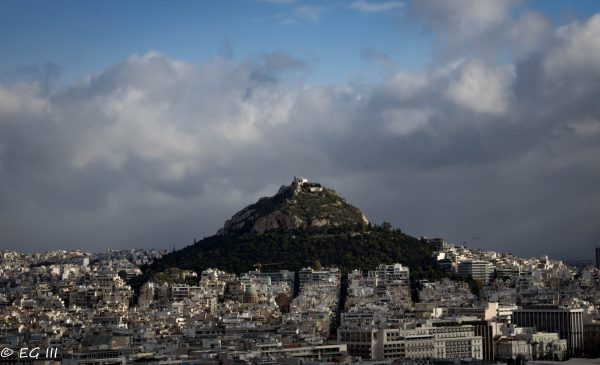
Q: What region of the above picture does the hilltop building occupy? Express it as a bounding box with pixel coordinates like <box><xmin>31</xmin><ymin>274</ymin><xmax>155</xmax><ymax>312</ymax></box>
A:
<box><xmin>293</xmin><ymin>176</ymin><xmax>323</xmax><ymax>193</ymax></box>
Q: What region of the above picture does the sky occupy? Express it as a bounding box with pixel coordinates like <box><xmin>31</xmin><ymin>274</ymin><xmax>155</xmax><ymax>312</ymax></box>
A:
<box><xmin>0</xmin><ymin>0</ymin><xmax>599</xmax><ymax>260</ymax></box>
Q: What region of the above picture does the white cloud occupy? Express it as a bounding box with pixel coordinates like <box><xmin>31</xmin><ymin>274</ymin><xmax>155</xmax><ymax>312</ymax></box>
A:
<box><xmin>274</xmin><ymin>5</ymin><xmax>326</xmax><ymax>25</ymax></box>
<box><xmin>0</xmin><ymin>83</ymin><xmax>48</xmax><ymax>118</ymax></box>
<box><xmin>386</xmin><ymin>71</ymin><xmax>430</xmax><ymax>99</ymax></box>
<box><xmin>412</xmin><ymin>0</ymin><xmax>515</xmax><ymax>36</ymax></box>
<box><xmin>410</xmin><ymin>0</ymin><xmax>536</xmax><ymax>61</ymax></box>
<box><xmin>444</xmin><ymin>60</ymin><xmax>514</xmax><ymax>115</ymax></box>
<box><xmin>543</xmin><ymin>14</ymin><xmax>600</xmax><ymax>84</ymax></box>
<box><xmin>508</xmin><ymin>11</ymin><xmax>551</xmax><ymax>58</ymax></box>
<box><xmin>349</xmin><ymin>1</ymin><xmax>404</xmax><ymax>13</ymax></box>
<box><xmin>292</xmin><ymin>5</ymin><xmax>325</xmax><ymax>22</ymax></box>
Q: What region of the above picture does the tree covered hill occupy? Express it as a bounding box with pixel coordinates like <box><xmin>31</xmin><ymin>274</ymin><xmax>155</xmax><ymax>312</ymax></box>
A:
<box><xmin>134</xmin><ymin>225</ymin><xmax>441</xmax><ymax>288</ymax></box>
<box><xmin>132</xmin><ymin>178</ymin><xmax>442</xmax><ymax>288</ymax></box>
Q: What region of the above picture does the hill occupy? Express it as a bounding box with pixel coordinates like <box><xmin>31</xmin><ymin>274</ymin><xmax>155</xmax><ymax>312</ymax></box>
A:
<box><xmin>134</xmin><ymin>177</ymin><xmax>441</xmax><ymax>288</ymax></box>
<box><xmin>217</xmin><ymin>176</ymin><xmax>369</xmax><ymax>235</ymax></box>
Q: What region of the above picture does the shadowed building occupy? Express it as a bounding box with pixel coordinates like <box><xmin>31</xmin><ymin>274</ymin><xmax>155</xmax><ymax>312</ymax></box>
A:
<box><xmin>512</xmin><ymin>306</ymin><xmax>584</xmax><ymax>356</ymax></box>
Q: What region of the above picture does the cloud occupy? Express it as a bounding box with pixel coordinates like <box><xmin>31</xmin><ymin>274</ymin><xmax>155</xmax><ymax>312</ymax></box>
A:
<box><xmin>444</xmin><ymin>60</ymin><xmax>514</xmax><ymax>115</ymax></box>
<box><xmin>507</xmin><ymin>11</ymin><xmax>552</xmax><ymax>59</ymax></box>
<box><xmin>1</xmin><ymin>13</ymin><xmax>600</xmax><ymax>260</ymax></box>
<box><xmin>409</xmin><ymin>0</ymin><xmax>551</xmax><ymax>61</ymax></box>
<box><xmin>411</xmin><ymin>0</ymin><xmax>515</xmax><ymax>35</ymax></box>
<box><xmin>382</xmin><ymin>107</ymin><xmax>432</xmax><ymax>136</ymax></box>
<box><xmin>349</xmin><ymin>1</ymin><xmax>404</xmax><ymax>13</ymax></box>
<box><xmin>0</xmin><ymin>82</ymin><xmax>48</xmax><ymax>118</ymax></box>
<box><xmin>274</xmin><ymin>5</ymin><xmax>326</xmax><ymax>25</ymax></box>
<box><xmin>543</xmin><ymin>14</ymin><xmax>600</xmax><ymax>84</ymax></box>
<box><xmin>292</xmin><ymin>5</ymin><xmax>325</xmax><ymax>22</ymax></box>
<box><xmin>256</xmin><ymin>51</ymin><xmax>308</xmax><ymax>72</ymax></box>
<box><xmin>0</xmin><ymin>51</ymin><xmax>307</xmax><ymax>251</ymax></box>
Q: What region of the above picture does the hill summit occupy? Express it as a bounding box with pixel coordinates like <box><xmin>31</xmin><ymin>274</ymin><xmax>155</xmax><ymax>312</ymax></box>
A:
<box><xmin>217</xmin><ymin>176</ymin><xmax>369</xmax><ymax>235</ymax></box>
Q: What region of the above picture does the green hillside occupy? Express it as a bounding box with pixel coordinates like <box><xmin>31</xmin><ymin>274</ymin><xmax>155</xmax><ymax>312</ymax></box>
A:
<box><xmin>134</xmin><ymin>225</ymin><xmax>441</xmax><ymax>288</ymax></box>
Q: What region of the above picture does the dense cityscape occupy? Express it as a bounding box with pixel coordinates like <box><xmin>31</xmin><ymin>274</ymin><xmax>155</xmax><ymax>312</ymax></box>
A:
<box><xmin>1</xmin><ymin>243</ymin><xmax>599</xmax><ymax>364</ymax></box>
<box><xmin>2</xmin><ymin>1</ymin><xmax>600</xmax><ymax>365</ymax></box>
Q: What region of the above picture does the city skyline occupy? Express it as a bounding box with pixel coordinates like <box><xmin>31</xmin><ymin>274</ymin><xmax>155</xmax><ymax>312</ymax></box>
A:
<box><xmin>1</xmin><ymin>0</ymin><xmax>600</xmax><ymax>260</ymax></box>
<box><xmin>2</xmin><ymin>241</ymin><xmax>599</xmax><ymax>361</ymax></box>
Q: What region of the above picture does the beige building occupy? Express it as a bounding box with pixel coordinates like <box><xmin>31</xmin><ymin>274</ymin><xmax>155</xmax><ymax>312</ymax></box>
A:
<box><xmin>496</xmin><ymin>338</ymin><xmax>532</xmax><ymax>361</ymax></box>
<box><xmin>519</xmin><ymin>332</ymin><xmax>567</xmax><ymax>360</ymax></box>
<box><xmin>338</xmin><ymin>325</ymin><xmax>483</xmax><ymax>360</ymax></box>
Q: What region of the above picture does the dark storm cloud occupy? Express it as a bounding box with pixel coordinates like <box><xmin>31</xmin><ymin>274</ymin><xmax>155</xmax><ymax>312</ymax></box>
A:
<box><xmin>0</xmin><ymin>12</ymin><xmax>599</xmax><ymax>259</ymax></box>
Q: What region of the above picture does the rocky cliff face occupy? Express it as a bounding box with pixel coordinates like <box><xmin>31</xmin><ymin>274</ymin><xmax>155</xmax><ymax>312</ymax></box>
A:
<box><xmin>217</xmin><ymin>177</ymin><xmax>369</xmax><ymax>235</ymax></box>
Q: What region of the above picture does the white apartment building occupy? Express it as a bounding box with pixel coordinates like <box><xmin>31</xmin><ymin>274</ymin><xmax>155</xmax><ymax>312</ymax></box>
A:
<box><xmin>299</xmin><ymin>267</ymin><xmax>341</xmax><ymax>288</ymax></box>
<box><xmin>458</xmin><ymin>260</ymin><xmax>494</xmax><ymax>283</ymax></box>
<box><xmin>369</xmin><ymin>263</ymin><xmax>410</xmax><ymax>284</ymax></box>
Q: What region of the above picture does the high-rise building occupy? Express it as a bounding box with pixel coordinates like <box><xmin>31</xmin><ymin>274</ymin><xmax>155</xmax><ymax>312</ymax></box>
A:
<box><xmin>512</xmin><ymin>306</ymin><xmax>584</xmax><ymax>356</ymax></box>
<box><xmin>458</xmin><ymin>260</ymin><xmax>494</xmax><ymax>284</ymax></box>
<box><xmin>596</xmin><ymin>247</ymin><xmax>600</xmax><ymax>269</ymax></box>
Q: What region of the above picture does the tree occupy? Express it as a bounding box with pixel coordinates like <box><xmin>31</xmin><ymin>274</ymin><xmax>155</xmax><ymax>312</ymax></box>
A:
<box><xmin>466</xmin><ymin>277</ymin><xmax>483</xmax><ymax>296</ymax></box>
<box><xmin>311</xmin><ymin>259</ymin><xmax>322</xmax><ymax>270</ymax></box>
<box><xmin>381</xmin><ymin>222</ymin><xmax>392</xmax><ymax>231</ymax></box>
